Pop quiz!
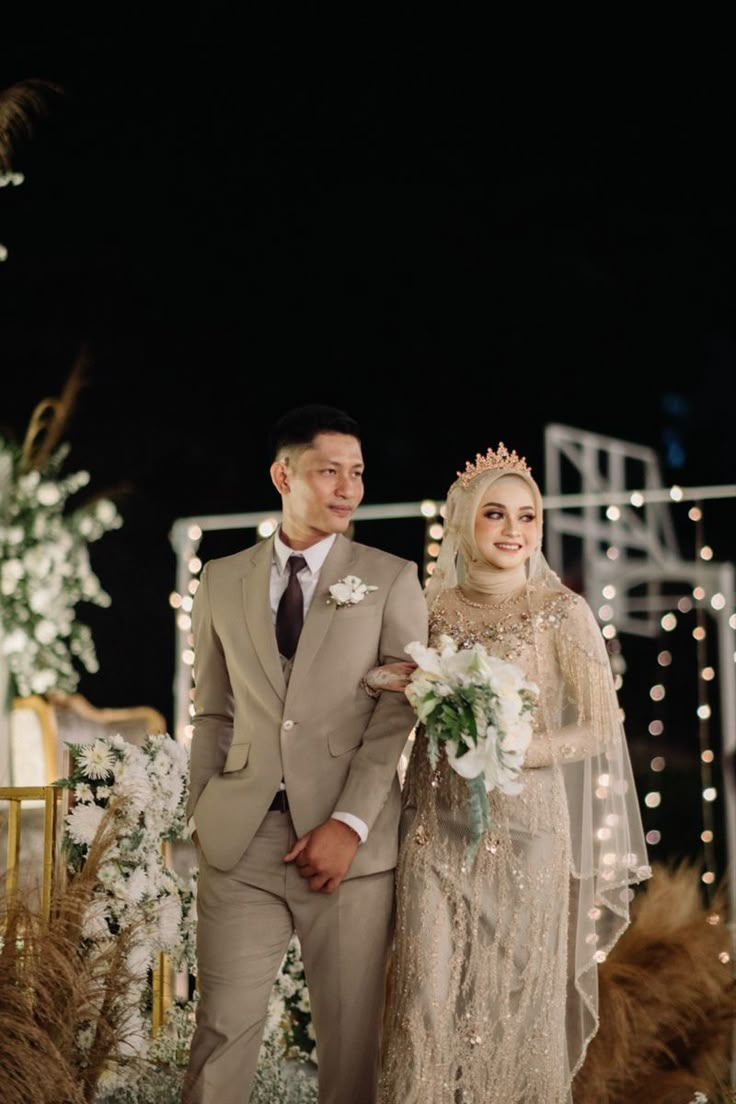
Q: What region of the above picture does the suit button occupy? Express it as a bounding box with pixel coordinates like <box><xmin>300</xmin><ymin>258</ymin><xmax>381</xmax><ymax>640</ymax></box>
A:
<box><xmin>283</xmin><ymin>720</ymin><xmax>294</xmax><ymax>730</ymax></box>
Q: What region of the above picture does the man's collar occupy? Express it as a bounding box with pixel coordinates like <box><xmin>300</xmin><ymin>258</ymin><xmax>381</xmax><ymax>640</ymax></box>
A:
<box><xmin>274</xmin><ymin>528</ymin><xmax>337</xmax><ymax>574</ymax></box>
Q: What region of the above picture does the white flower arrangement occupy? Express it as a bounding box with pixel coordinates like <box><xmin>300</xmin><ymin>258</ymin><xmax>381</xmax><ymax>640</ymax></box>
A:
<box><xmin>59</xmin><ymin>732</ymin><xmax>196</xmax><ymax>1099</ymax></box>
<box><xmin>326</xmin><ymin>575</ymin><xmax>378</xmax><ymax>608</ymax></box>
<box><xmin>0</xmin><ymin>436</ymin><xmax>122</xmax><ymax>697</ymax></box>
<box><xmin>404</xmin><ymin>634</ymin><xmax>539</xmax><ymax>859</ymax></box>
<box><xmin>59</xmin><ymin>731</ymin><xmax>317</xmax><ymax>1101</ymax></box>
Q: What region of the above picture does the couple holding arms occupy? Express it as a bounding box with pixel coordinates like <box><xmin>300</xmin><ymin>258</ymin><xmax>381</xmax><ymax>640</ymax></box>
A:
<box><xmin>184</xmin><ymin>405</ymin><xmax>648</xmax><ymax>1104</ymax></box>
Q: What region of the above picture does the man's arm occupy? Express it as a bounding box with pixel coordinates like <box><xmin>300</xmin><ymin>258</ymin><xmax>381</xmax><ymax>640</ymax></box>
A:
<box><xmin>331</xmin><ymin>559</ymin><xmax>428</xmax><ymax>827</ymax></box>
<box><xmin>284</xmin><ymin>559</ymin><xmax>428</xmax><ymax>892</ymax></box>
<box><xmin>186</xmin><ymin>563</ymin><xmax>235</xmax><ymax>822</ymax></box>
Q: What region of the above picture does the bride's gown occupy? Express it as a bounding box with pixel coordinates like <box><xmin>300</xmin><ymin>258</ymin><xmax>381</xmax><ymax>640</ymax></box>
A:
<box><xmin>379</xmin><ymin>584</ymin><xmax>614</xmax><ymax>1104</ymax></box>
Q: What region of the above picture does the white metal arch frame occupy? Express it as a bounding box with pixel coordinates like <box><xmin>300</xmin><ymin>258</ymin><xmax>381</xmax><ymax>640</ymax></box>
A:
<box><xmin>544</xmin><ymin>422</ymin><xmax>735</xmax><ymax>926</ymax></box>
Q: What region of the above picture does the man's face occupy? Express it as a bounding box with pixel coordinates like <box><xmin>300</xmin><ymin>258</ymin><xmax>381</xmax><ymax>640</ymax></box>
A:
<box><xmin>272</xmin><ymin>432</ymin><xmax>365</xmax><ymax>546</ymax></box>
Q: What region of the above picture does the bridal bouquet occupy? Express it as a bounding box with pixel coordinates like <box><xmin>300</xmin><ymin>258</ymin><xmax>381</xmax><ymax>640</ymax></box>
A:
<box><xmin>404</xmin><ymin>635</ymin><xmax>538</xmax><ymax>859</ymax></box>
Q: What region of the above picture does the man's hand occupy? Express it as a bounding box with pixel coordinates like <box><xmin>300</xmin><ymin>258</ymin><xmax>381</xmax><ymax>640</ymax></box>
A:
<box><xmin>283</xmin><ymin>818</ymin><xmax>360</xmax><ymax>894</ymax></box>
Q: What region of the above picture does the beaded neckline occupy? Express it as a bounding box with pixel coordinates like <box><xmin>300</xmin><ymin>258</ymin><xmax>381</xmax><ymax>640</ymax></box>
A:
<box><xmin>455</xmin><ymin>585</ymin><xmax>527</xmax><ymax>611</ymax></box>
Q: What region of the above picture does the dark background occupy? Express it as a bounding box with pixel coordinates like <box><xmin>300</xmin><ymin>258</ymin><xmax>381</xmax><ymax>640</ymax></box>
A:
<box><xmin>1</xmin><ymin>29</ymin><xmax>734</xmax><ymax>869</ymax></box>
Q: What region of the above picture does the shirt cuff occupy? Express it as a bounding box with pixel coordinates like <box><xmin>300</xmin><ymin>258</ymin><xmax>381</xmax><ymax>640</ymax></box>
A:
<box><xmin>332</xmin><ymin>811</ymin><xmax>368</xmax><ymax>844</ymax></box>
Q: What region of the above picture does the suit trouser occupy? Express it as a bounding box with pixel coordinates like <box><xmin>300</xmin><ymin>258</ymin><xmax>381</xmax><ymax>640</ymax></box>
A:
<box><xmin>184</xmin><ymin>810</ymin><xmax>394</xmax><ymax>1104</ymax></box>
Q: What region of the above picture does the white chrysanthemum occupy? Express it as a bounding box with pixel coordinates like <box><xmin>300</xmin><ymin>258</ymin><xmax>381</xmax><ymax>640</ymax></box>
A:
<box><xmin>277</xmin><ymin>972</ymin><xmax>298</xmax><ymax>999</ymax></box>
<box><xmin>114</xmin><ymin>754</ymin><xmax>153</xmax><ymax>814</ymax></box>
<box><xmin>34</xmin><ymin>619</ymin><xmax>57</xmax><ymax>645</ymax></box>
<box><xmin>264</xmin><ymin>992</ymin><xmax>286</xmax><ymax>1041</ymax></box>
<box><xmin>17</xmin><ymin>469</ymin><xmax>40</xmax><ymax>491</ymax></box>
<box><xmin>78</xmin><ymin>740</ymin><xmax>116</xmax><ymax>780</ymax></box>
<box><xmin>36</xmin><ymin>482</ymin><xmax>61</xmax><ymax>506</ymax></box>
<box><xmin>2</xmin><ymin>628</ymin><xmax>28</xmax><ymax>655</ymax></box>
<box><xmin>120</xmin><ymin>865</ymin><xmax>149</xmax><ymax>906</ymax></box>
<box><xmin>1</xmin><ymin>558</ymin><xmax>24</xmax><ymax>593</ymax></box>
<box><xmin>128</xmin><ymin>939</ymin><xmax>154</xmax><ymax>978</ymax></box>
<box><xmin>23</xmin><ymin>547</ymin><xmax>52</xmax><ymax>576</ymax></box>
<box><xmin>98</xmin><ymin>862</ymin><xmax>118</xmax><ymax>887</ymax></box>
<box><xmin>155</xmin><ymin>772</ymin><xmax>184</xmax><ymax>818</ymax></box>
<box><xmin>82</xmin><ymin>898</ymin><xmax>110</xmax><ymax>941</ymax></box>
<box><xmin>75</xmin><ymin>1024</ymin><xmax>95</xmax><ymax>1051</ymax></box>
<box><xmin>95</xmin><ymin>499</ymin><xmax>118</xmax><ymax>525</ymax></box>
<box><xmin>157</xmin><ymin>893</ymin><xmax>183</xmax><ymax>950</ymax></box>
<box><xmin>74</xmin><ymin>782</ymin><xmax>94</xmax><ymax>803</ymax></box>
<box><xmin>151</xmin><ymin>752</ymin><xmax>171</xmax><ymax>778</ymax></box>
<box><xmin>30</xmin><ymin>669</ymin><xmax>56</xmax><ymax>694</ymax></box>
<box><xmin>66</xmin><ymin>802</ymin><xmax>105</xmax><ymax>847</ymax></box>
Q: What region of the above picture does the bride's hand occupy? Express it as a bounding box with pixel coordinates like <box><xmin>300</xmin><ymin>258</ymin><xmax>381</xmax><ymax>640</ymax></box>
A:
<box><xmin>362</xmin><ymin>661</ymin><xmax>417</xmax><ymax>694</ymax></box>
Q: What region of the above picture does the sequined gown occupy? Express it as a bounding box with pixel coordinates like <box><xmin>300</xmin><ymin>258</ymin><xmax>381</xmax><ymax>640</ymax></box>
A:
<box><xmin>379</xmin><ymin>585</ymin><xmax>600</xmax><ymax>1104</ymax></box>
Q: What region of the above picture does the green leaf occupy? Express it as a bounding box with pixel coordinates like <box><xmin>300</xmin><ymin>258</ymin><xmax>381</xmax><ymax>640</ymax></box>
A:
<box><xmin>465</xmin><ymin>775</ymin><xmax>493</xmax><ymax>865</ymax></box>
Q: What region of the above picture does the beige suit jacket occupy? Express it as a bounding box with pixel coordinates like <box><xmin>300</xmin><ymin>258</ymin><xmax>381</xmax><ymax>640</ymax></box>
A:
<box><xmin>187</xmin><ymin>532</ymin><xmax>428</xmax><ymax>874</ymax></box>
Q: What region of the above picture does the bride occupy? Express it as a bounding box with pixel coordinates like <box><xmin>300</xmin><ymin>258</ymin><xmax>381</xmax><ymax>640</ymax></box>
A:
<box><xmin>367</xmin><ymin>444</ymin><xmax>650</xmax><ymax>1103</ymax></box>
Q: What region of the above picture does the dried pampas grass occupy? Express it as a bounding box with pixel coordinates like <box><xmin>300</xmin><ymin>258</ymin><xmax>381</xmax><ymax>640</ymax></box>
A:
<box><xmin>0</xmin><ymin>809</ymin><xmax>145</xmax><ymax>1104</ymax></box>
<box><xmin>0</xmin><ymin>79</ymin><xmax>61</xmax><ymax>171</ymax></box>
<box><xmin>574</xmin><ymin>862</ymin><xmax>736</xmax><ymax>1104</ymax></box>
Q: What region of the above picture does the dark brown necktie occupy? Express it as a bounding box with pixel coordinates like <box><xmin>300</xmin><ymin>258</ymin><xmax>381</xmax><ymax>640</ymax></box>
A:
<box><xmin>276</xmin><ymin>555</ymin><xmax>306</xmax><ymax>659</ymax></box>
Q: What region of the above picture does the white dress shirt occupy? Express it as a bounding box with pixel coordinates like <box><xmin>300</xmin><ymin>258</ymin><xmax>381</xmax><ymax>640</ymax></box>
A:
<box><xmin>272</xmin><ymin>529</ymin><xmax>368</xmax><ymax>843</ymax></box>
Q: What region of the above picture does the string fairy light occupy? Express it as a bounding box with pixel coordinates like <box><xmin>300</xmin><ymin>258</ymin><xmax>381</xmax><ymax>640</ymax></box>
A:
<box><xmin>422</xmin><ymin>502</ymin><xmax>442</xmax><ymax>585</ymax></box>
<box><xmin>692</xmin><ymin>502</ymin><xmax>718</xmax><ymax>902</ymax></box>
<box><xmin>642</xmin><ymin>617</ymin><xmax>676</xmax><ymax>850</ymax></box>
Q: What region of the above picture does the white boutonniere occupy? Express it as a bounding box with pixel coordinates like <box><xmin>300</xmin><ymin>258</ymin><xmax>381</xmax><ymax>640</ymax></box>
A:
<box><xmin>327</xmin><ymin>575</ymin><xmax>378</xmax><ymax>608</ymax></box>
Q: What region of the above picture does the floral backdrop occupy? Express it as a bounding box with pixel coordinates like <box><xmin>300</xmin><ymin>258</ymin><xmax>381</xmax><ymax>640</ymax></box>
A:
<box><xmin>0</xmin><ymin>435</ymin><xmax>122</xmax><ymax>699</ymax></box>
<box><xmin>59</xmin><ymin>732</ymin><xmax>317</xmax><ymax>1103</ymax></box>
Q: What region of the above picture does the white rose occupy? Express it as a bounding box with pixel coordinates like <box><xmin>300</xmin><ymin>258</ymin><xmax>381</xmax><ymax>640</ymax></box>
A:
<box><xmin>446</xmin><ymin>736</ymin><xmax>486</xmax><ymax>780</ymax></box>
<box><xmin>329</xmin><ymin>582</ymin><xmax>353</xmax><ymax>604</ymax></box>
<box><xmin>36</xmin><ymin>482</ymin><xmax>61</xmax><ymax>506</ymax></box>
<box><xmin>30</xmin><ymin>669</ymin><xmax>57</xmax><ymax>694</ymax></box>
<box><xmin>2</xmin><ymin>628</ymin><xmax>29</xmax><ymax>655</ymax></box>
<box><xmin>95</xmin><ymin>499</ymin><xmax>118</xmax><ymax>525</ymax></box>
<box><xmin>404</xmin><ymin>640</ymin><xmax>444</xmax><ymax>676</ymax></box>
<box><xmin>18</xmin><ymin>471</ymin><xmax>40</xmax><ymax>491</ymax></box>
<box><xmin>1</xmin><ymin>558</ymin><xmax>24</xmax><ymax>588</ymax></box>
<box><xmin>34</xmin><ymin>619</ymin><xmax>57</xmax><ymax>645</ymax></box>
<box><xmin>32</xmin><ymin>515</ymin><xmax>48</xmax><ymax>539</ymax></box>
<box><xmin>23</xmin><ymin>548</ymin><xmax>51</xmax><ymax>576</ymax></box>
<box><xmin>29</xmin><ymin>588</ymin><xmax>56</xmax><ymax>614</ymax></box>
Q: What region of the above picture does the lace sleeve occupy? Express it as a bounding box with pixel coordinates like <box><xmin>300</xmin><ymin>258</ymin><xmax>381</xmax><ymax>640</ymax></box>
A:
<box><xmin>524</xmin><ymin>597</ymin><xmax>615</xmax><ymax>768</ymax></box>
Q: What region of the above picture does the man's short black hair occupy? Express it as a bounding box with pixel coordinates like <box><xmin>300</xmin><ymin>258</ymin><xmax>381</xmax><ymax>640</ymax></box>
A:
<box><xmin>270</xmin><ymin>404</ymin><xmax>361</xmax><ymax>461</ymax></box>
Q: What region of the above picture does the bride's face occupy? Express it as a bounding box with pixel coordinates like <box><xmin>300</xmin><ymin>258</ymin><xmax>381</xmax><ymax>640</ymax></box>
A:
<box><xmin>473</xmin><ymin>475</ymin><xmax>539</xmax><ymax>571</ymax></box>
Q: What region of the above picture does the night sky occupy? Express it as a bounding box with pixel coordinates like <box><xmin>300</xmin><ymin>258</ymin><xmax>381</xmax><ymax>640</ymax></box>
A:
<box><xmin>2</xmin><ymin>30</ymin><xmax>735</xmax><ymax>865</ymax></box>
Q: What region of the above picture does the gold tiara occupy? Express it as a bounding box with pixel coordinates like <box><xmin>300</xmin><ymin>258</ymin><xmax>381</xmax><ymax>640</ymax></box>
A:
<box><xmin>456</xmin><ymin>442</ymin><xmax>532</xmax><ymax>487</ymax></box>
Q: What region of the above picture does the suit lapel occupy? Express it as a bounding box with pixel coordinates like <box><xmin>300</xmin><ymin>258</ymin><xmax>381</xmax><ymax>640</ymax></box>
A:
<box><xmin>242</xmin><ymin>536</ymin><xmax>287</xmax><ymax>701</ymax></box>
<box><xmin>285</xmin><ymin>534</ymin><xmax>357</xmax><ymax>705</ymax></box>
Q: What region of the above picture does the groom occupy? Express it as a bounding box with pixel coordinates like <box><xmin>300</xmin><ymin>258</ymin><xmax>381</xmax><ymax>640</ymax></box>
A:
<box><xmin>184</xmin><ymin>404</ymin><xmax>428</xmax><ymax>1104</ymax></box>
